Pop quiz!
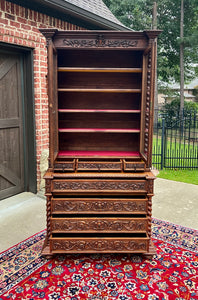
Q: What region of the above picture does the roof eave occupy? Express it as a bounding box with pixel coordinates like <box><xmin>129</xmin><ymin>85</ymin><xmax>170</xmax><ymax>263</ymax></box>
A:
<box><xmin>36</xmin><ymin>0</ymin><xmax>130</xmax><ymax>30</ymax></box>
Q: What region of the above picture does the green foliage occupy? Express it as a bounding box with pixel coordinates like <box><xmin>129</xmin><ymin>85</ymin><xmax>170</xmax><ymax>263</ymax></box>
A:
<box><xmin>103</xmin><ymin>0</ymin><xmax>198</xmax><ymax>83</ymax></box>
<box><xmin>164</xmin><ymin>98</ymin><xmax>198</xmax><ymax>116</ymax></box>
<box><xmin>103</xmin><ymin>0</ymin><xmax>153</xmax><ymax>30</ymax></box>
<box><xmin>161</xmin><ymin>98</ymin><xmax>198</xmax><ymax>126</ymax></box>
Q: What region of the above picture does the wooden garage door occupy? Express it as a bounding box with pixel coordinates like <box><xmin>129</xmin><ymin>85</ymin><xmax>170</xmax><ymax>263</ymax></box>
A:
<box><xmin>0</xmin><ymin>53</ymin><xmax>24</xmax><ymax>200</ymax></box>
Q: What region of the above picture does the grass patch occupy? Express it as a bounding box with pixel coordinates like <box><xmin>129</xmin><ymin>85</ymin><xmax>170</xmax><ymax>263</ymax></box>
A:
<box><xmin>156</xmin><ymin>169</ymin><xmax>198</xmax><ymax>185</ymax></box>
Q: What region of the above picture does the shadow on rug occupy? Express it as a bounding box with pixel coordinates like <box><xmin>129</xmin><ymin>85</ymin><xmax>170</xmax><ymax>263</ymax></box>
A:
<box><xmin>0</xmin><ymin>218</ymin><xmax>198</xmax><ymax>299</ymax></box>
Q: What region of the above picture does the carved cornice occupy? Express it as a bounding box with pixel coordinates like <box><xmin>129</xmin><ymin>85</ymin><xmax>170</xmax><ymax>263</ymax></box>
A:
<box><xmin>39</xmin><ymin>29</ymin><xmax>58</xmax><ymax>47</ymax></box>
<box><xmin>144</xmin><ymin>30</ymin><xmax>162</xmax><ymax>40</ymax></box>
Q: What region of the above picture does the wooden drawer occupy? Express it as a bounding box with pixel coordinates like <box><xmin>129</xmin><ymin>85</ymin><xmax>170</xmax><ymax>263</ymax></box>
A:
<box><xmin>51</xmin><ymin>217</ymin><xmax>148</xmax><ymax>233</ymax></box>
<box><xmin>51</xmin><ymin>197</ymin><xmax>148</xmax><ymax>214</ymax></box>
<box><xmin>52</xmin><ymin>179</ymin><xmax>147</xmax><ymax>194</ymax></box>
<box><xmin>77</xmin><ymin>159</ymin><xmax>122</xmax><ymax>172</ymax></box>
<box><xmin>123</xmin><ymin>160</ymin><xmax>145</xmax><ymax>171</ymax></box>
<box><xmin>54</xmin><ymin>160</ymin><xmax>75</xmax><ymax>172</ymax></box>
<box><xmin>50</xmin><ymin>236</ymin><xmax>149</xmax><ymax>253</ymax></box>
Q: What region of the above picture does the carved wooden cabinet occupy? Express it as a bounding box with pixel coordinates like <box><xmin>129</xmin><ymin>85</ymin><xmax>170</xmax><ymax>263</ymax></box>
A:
<box><xmin>40</xmin><ymin>29</ymin><xmax>161</xmax><ymax>256</ymax></box>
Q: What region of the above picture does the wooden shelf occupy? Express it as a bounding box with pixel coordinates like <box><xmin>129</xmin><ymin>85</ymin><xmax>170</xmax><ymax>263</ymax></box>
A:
<box><xmin>58</xmin><ymin>88</ymin><xmax>141</xmax><ymax>93</ymax></box>
<box><xmin>58</xmin><ymin>109</ymin><xmax>141</xmax><ymax>113</ymax></box>
<box><xmin>59</xmin><ymin>128</ymin><xmax>140</xmax><ymax>133</ymax></box>
<box><xmin>58</xmin><ymin>67</ymin><xmax>142</xmax><ymax>73</ymax></box>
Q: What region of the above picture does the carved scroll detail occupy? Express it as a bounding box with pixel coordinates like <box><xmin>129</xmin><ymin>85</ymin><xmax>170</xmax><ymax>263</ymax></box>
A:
<box><xmin>53</xmin><ymin>181</ymin><xmax>146</xmax><ymax>191</ymax></box>
<box><xmin>52</xmin><ymin>200</ymin><xmax>147</xmax><ymax>213</ymax></box>
<box><xmin>45</xmin><ymin>179</ymin><xmax>51</xmax><ymax>194</ymax></box>
<box><xmin>51</xmin><ymin>239</ymin><xmax>148</xmax><ymax>252</ymax></box>
<box><xmin>51</xmin><ymin>219</ymin><xmax>147</xmax><ymax>232</ymax></box>
<box><xmin>62</xmin><ymin>38</ymin><xmax>138</xmax><ymax>48</ymax></box>
<box><xmin>77</xmin><ymin>162</ymin><xmax>121</xmax><ymax>171</ymax></box>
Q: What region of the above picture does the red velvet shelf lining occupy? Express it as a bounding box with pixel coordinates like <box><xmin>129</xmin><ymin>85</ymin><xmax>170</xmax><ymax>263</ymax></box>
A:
<box><xmin>58</xmin><ymin>109</ymin><xmax>141</xmax><ymax>113</ymax></box>
<box><xmin>58</xmin><ymin>151</ymin><xmax>140</xmax><ymax>157</ymax></box>
<box><xmin>59</xmin><ymin>128</ymin><xmax>140</xmax><ymax>133</ymax></box>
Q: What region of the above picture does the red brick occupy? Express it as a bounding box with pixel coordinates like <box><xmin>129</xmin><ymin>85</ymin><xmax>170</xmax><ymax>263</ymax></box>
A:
<box><xmin>3</xmin><ymin>36</ymin><xmax>9</xmax><ymax>42</ymax></box>
<box><xmin>15</xmin><ymin>4</ymin><xmax>19</xmax><ymax>16</ymax></box>
<box><xmin>1</xmin><ymin>0</ymin><xmax>5</xmax><ymax>11</ymax></box>
<box><xmin>6</xmin><ymin>1</ymin><xmax>11</xmax><ymax>13</ymax></box>
<box><xmin>0</xmin><ymin>27</ymin><xmax>5</xmax><ymax>34</ymax></box>
<box><xmin>29</xmin><ymin>20</ymin><xmax>37</xmax><ymax>27</ymax></box>
<box><xmin>10</xmin><ymin>20</ymin><xmax>20</xmax><ymax>28</ymax></box>
<box><xmin>9</xmin><ymin>36</ymin><xmax>14</xmax><ymax>43</ymax></box>
<box><xmin>25</xmin><ymin>8</ymin><xmax>28</xmax><ymax>19</ymax></box>
<box><xmin>20</xmin><ymin>6</ymin><xmax>25</xmax><ymax>18</ymax></box>
<box><xmin>17</xmin><ymin>16</ymin><xmax>27</xmax><ymax>24</ymax></box>
<box><xmin>33</xmin><ymin>11</ymin><xmax>38</xmax><ymax>22</ymax></box>
<box><xmin>0</xmin><ymin>18</ymin><xmax>8</xmax><ymax>25</ymax></box>
<box><xmin>11</xmin><ymin>3</ymin><xmax>15</xmax><ymax>14</ymax></box>
<box><xmin>21</xmin><ymin>24</ymin><xmax>31</xmax><ymax>30</ymax></box>
<box><xmin>5</xmin><ymin>13</ymin><xmax>15</xmax><ymax>20</ymax></box>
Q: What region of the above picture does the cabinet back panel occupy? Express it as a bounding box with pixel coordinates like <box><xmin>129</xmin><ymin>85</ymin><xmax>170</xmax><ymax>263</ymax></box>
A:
<box><xmin>59</xmin><ymin>132</ymin><xmax>139</xmax><ymax>152</ymax></box>
<box><xmin>58</xmin><ymin>72</ymin><xmax>142</xmax><ymax>89</ymax></box>
<box><xmin>58</xmin><ymin>92</ymin><xmax>141</xmax><ymax>110</ymax></box>
<box><xmin>59</xmin><ymin>113</ymin><xmax>140</xmax><ymax>129</ymax></box>
<box><xmin>57</xmin><ymin>50</ymin><xmax>143</xmax><ymax>68</ymax></box>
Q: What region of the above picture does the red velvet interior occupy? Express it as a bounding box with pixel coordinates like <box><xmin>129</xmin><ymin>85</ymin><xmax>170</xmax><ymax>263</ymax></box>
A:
<box><xmin>58</xmin><ymin>151</ymin><xmax>140</xmax><ymax>157</ymax></box>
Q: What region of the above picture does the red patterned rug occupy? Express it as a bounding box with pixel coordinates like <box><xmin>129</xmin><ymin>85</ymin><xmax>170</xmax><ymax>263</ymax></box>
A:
<box><xmin>0</xmin><ymin>218</ymin><xmax>198</xmax><ymax>300</ymax></box>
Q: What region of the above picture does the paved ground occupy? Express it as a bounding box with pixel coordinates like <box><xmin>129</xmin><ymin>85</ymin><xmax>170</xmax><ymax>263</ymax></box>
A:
<box><xmin>0</xmin><ymin>178</ymin><xmax>198</xmax><ymax>252</ymax></box>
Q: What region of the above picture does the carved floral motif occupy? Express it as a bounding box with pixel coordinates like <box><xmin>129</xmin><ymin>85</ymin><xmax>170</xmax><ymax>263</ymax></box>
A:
<box><xmin>52</xmin><ymin>200</ymin><xmax>147</xmax><ymax>213</ymax></box>
<box><xmin>63</xmin><ymin>38</ymin><xmax>138</xmax><ymax>48</ymax></box>
<box><xmin>54</xmin><ymin>163</ymin><xmax>74</xmax><ymax>171</ymax></box>
<box><xmin>45</xmin><ymin>179</ymin><xmax>51</xmax><ymax>193</ymax></box>
<box><xmin>124</xmin><ymin>163</ymin><xmax>145</xmax><ymax>171</ymax></box>
<box><xmin>53</xmin><ymin>181</ymin><xmax>146</xmax><ymax>191</ymax></box>
<box><xmin>77</xmin><ymin>162</ymin><xmax>121</xmax><ymax>171</ymax></box>
<box><xmin>51</xmin><ymin>219</ymin><xmax>147</xmax><ymax>232</ymax></box>
<box><xmin>51</xmin><ymin>239</ymin><xmax>147</xmax><ymax>252</ymax></box>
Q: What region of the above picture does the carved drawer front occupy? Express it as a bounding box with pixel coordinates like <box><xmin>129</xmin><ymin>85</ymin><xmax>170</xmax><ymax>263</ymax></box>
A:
<box><xmin>51</xmin><ymin>197</ymin><xmax>148</xmax><ymax>214</ymax></box>
<box><xmin>52</xmin><ymin>179</ymin><xmax>147</xmax><ymax>194</ymax></box>
<box><xmin>77</xmin><ymin>160</ymin><xmax>122</xmax><ymax>172</ymax></box>
<box><xmin>123</xmin><ymin>160</ymin><xmax>145</xmax><ymax>172</ymax></box>
<box><xmin>51</xmin><ymin>217</ymin><xmax>148</xmax><ymax>233</ymax></box>
<box><xmin>50</xmin><ymin>236</ymin><xmax>149</xmax><ymax>254</ymax></box>
<box><xmin>54</xmin><ymin>160</ymin><xmax>75</xmax><ymax>172</ymax></box>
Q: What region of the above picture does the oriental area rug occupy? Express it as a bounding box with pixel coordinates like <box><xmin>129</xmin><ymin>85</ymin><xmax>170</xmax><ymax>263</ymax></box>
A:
<box><xmin>0</xmin><ymin>219</ymin><xmax>198</xmax><ymax>300</ymax></box>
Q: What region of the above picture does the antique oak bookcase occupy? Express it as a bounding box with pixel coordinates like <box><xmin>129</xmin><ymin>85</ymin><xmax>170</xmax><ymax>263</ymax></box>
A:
<box><xmin>40</xmin><ymin>29</ymin><xmax>161</xmax><ymax>257</ymax></box>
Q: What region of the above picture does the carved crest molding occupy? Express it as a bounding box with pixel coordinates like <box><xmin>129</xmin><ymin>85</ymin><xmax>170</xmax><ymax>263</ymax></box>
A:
<box><xmin>62</xmin><ymin>38</ymin><xmax>138</xmax><ymax>48</ymax></box>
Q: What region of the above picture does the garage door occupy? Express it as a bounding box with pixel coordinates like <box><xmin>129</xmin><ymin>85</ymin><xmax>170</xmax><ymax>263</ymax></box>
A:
<box><xmin>0</xmin><ymin>52</ymin><xmax>24</xmax><ymax>200</ymax></box>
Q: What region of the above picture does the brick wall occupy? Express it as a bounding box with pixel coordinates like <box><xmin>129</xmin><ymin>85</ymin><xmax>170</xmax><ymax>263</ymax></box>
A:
<box><xmin>0</xmin><ymin>0</ymin><xmax>84</xmax><ymax>190</ymax></box>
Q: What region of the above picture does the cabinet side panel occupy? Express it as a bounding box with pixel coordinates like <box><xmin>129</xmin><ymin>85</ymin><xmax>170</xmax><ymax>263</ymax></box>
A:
<box><xmin>48</xmin><ymin>42</ymin><xmax>59</xmax><ymax>166</ymax></box>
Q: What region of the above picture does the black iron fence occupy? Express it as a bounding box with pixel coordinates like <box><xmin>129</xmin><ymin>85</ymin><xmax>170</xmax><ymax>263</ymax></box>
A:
<box><xmin>152</xmin><ymin>108</ymin><xmax>198</xmax><ymax>170</ymax></box>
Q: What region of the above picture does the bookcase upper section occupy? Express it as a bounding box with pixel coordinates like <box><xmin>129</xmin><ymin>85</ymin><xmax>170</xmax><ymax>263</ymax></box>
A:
<box><xmin>40</xmin><ymin>29</ymin><xmax>161</xmax><ymax>170</ymax></box>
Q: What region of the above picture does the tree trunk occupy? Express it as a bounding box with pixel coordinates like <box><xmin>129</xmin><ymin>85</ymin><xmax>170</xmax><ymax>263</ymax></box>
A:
<box><xmin>152</xmin><ymin>2</ymin><xmax>158</xmax><ymax>127</ymax></box>
<box><xmin>180</xmin><ymin>0</ymin><xmax>184</xmax><ymax>118</ymax></box>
